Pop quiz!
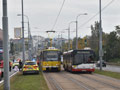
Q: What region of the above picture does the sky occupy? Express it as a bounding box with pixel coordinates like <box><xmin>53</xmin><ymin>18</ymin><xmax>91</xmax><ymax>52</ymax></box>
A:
<box><xmin>0</xmin><ymin>0</ymin><xmax>120</xmax><ymax>39</ymax></box>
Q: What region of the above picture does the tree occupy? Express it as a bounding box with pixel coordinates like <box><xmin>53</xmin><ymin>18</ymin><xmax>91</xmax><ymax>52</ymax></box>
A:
<box><xmin>115</xmin><ymin>25</ymin><xmax>120</xmax><ymax>35</ymax></box>
<box><xmin>89</xmin><ymin>21</ymin><xmax>99</xmax><ymax>50</ymax></box>
<box><xmin>89</xmin><ymin>21</ymin><xmax>99</xmax><ymax>60</ymax></box>
<box><xmin>105</xmin><ymin>31</ymin><xmax>120</xmax><ymax>61</ymax></box>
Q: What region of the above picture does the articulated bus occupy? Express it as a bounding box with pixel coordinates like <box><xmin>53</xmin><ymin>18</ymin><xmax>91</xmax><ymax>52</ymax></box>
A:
<box><xmin>63</xmin><ymin>48</ymin><xmax>95</xmax><ymax>73</ymax></box>
<box><xmin>40</xmin><ymin>47</ymin><xmax>62</xmax><ymax>71</ymax></box>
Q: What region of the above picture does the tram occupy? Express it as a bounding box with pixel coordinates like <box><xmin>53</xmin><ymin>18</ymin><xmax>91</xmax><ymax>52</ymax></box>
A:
<box><xmin>63</xmin><ymin>48</ymin><xmax>95</xmax><ymax>73</ymax></box>
<box><xmin>40</xmin><ymin>47</ymin><xmax>62</xmax><ymax>71</ymax></box>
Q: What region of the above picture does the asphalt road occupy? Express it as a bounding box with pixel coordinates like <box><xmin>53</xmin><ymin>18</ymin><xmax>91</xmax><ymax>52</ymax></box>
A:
<box><xmin>0</xmin><ymin>69</ymin><xmax>19</xmax><ymax>84</ymax></box>
<box><xmin>96</xmin><ymin>65</ymin><xmax>120</xmax><ymax>73</ymax></box>
<box><xmin>103</xmin><ymin>65</ymin><xmax>120</xmax><ymax>73</ymax></box>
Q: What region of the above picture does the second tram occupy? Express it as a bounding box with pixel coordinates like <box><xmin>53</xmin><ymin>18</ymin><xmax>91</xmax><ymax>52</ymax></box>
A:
<box><xmin>40</xmin><ymin>47</ymin><xmax>62</xmax><ymax>71</ymax></box>
<box><xmin>63</xmin><ymin>49</ymin><xmax>95</xmax><ymax>73</ymax></box>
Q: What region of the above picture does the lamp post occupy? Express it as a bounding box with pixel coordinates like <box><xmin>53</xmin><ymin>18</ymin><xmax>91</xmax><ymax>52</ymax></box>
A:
<box><xmin>2</xmin><ymin>0</ymin><xmax>10</xmax><ymax>89</ymax></box>
<box><xmin>76</xmin><ymin>13</ymin><xmax>87</xmax><ymax>49</ymax></box>
<box><xmin>17</xmin><ymin>14</ymin><xmax>31</xmax><ymax>60</ymax></box>
<box><xmin>65</xmin><ymin>21</ymin><xmax>76</xmax><ymax>50</ymax></box>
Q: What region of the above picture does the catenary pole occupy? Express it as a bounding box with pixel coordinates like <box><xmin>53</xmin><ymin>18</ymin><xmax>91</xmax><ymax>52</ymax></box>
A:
<box><xmin>76</xmin><ymin>20</ymin><xmax>78</xmax><ymax>50</ymax></box>
<box><xmin>21</xmin><ymin>0</ymin><xmax>25</xmax><ymax>63</ymax></box>
<box><xmin>99</xmin><ymin>0</ymin><xmax>103</xmax><ymax>70</ymax></box>
<box><xmin>2</xmin><ymin>0</ymin><xmax>10</xmax><ymax>90</ymax></box>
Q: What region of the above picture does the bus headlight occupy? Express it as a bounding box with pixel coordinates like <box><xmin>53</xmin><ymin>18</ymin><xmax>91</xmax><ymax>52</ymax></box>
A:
<box><xmin>72</xmin><ymin>65</ymin><xmax>77</xmax><ymax>69</ymax></box>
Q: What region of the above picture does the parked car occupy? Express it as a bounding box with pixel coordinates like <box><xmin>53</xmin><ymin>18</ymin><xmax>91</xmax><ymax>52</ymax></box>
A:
<box><xmin>96</xmin><ymin>60</ymin><xmax>106</xmax><ymax>67</ymax></box>
<box><xmin>22</xmin><ymin>61</ymin><xmax>39</xmax><ymax>75</ymax></box>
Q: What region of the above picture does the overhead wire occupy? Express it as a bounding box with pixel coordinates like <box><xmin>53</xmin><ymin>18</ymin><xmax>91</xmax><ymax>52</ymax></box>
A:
<box><xmin>51</xmin><ymin>0</ymin><xmax>66</xmax><ymax>30</ymax></box>
<box><xmin>77</xmin><ymin>0</ymin><xmax>115</xmax><ymax>30</ymax></box>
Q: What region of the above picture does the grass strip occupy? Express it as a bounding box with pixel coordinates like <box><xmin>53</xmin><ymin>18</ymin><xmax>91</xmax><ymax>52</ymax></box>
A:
<box><xmin>95</xmin><ymin>69</ymin><xmax>120</xmax><ymax>79</ymax></box>
<box><xmin>0</xmin><ymin>72</ymin><xmax>49</xmax><ymax>90</ymax></box>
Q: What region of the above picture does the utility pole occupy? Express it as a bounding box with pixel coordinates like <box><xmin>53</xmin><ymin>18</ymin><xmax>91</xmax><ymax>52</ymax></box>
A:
<box><xmin>99</xmin><ymin>0</ymin><xmax>103</xmax><ymax>71</ymax></box>
<box><xmin>2</xmin><ymin>0</ymin><xmax>10</xmax><ymax>90</ymax></box>
<box><xmin>21</xmin><ymin>0</ymin><xmax>25</xmax><ymax>63</ymax></box>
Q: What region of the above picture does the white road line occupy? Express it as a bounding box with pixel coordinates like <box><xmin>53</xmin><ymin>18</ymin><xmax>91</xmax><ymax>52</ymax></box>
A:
<box><xmin>0</xmin><ymin>71</ymin><xmax>19</xmax><ymax>85</ymax></box>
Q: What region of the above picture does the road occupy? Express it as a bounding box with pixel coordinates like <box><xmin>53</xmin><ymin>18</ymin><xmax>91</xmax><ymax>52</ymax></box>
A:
<box><xmin>0</xmin><ymin>69</ymin><xmax>18</xmax><ymax>84</ymax></box>
<box><xmin>44</xmin><ymin>70</ymin><xmax>120</xmax><ymax>90</ymax></box>
<box><xmin>96</xmin><ymin>65</ymin><xmax>120</xmax><ymax>73</ymax></box>
<box><xmin>0</xmin><ymin>52</ymin><xmax>23</xmax><ymax>84</ymax></box>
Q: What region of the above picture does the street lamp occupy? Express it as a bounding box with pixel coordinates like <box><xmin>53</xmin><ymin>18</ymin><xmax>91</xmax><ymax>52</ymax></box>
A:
<box><xmin>76</xmin><ymin>13</ymin><xmax>87</xmax><ymax>49</ymax></box>
<box><xmin>65</xmin><ymin>21</ymin><xmax>76</xmax><ymax>50</ymax></box>
<box><xmin>17</xmin><ymin>14</ymin><xmax>32</xmax><ymax>60</ymax></box>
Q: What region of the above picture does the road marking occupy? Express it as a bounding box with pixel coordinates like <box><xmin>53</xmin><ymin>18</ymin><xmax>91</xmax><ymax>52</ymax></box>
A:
<box><xmin>0</xmin><ymin>71</ymin><xmax>19</xmax><ymax>85</ymax></box>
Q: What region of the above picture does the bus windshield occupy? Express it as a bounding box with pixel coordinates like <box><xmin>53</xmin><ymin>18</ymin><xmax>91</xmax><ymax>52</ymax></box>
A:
<box><xmin>44</xmin><ymin>51</ymin><xmax>59</xmax><ymax>61</ymax></box>
<box><xmin>73</xmin><ymin>51</ymin><xmax>94</xmax><ymax>65</ymax></box>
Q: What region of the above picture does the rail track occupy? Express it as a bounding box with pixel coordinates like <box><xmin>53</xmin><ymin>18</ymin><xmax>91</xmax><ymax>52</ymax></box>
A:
<box><xmin>43</xmin><ymin>71</ymin><xmax>120</xmax><ymax>90</ymax></box>
<box><xmin>44</xmin><ymin>72</ymin><xmax>64</xmax><ymax>90</ymax></box>
<box><xmin>80</xmin><ymin>74</ymin><xmax>120</xmax><ymax>90</ymax></box>
<box><xmin>60</xmin><ymin>72</ymin><xmax>96</xmax><ymax>90</ymax></box>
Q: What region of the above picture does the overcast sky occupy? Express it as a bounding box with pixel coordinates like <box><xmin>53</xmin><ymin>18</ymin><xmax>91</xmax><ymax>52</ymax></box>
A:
<box><xmin>0</xmin><ymin>0</ymin><xmax>120</xmax><ymax>39</ymax></box>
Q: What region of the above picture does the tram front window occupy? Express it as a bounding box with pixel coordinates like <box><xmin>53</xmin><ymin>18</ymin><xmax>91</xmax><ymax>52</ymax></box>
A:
<box><xmin>45</xmin><ymin>51</ymin><xmax>58</xmax><ymax>61</ymax></box>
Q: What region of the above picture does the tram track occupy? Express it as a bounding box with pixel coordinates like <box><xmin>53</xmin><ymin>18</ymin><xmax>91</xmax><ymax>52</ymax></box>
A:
<box><xmin>61</xmin><ymin>73</ymin><xmax>96</xmax><ymax>90</ymax></box>
<box><xmin>80</xmin><ymin>74</ymin><xmax>120</xmax><ymax>90</ymax></box>
<box><xmin>44</xmin><ymin>72</ymin><xmax>64</xmax><ymax>90</ymax></box>
<box><xmin>54</xmin><ymin>71</ymin><xmax>96</xmax><ymax>90</ymax></box>
<box><xmin>43</xmin><ymin>71</ymin><xmax>120</xmax><ymax>90</ymax></box>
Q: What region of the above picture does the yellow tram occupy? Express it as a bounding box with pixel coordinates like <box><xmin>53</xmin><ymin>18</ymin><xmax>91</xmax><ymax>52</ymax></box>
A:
<box><xmin>40</xmin><ymin>47</ymin><xmax>62</xmax><ymax>71</ymax></box>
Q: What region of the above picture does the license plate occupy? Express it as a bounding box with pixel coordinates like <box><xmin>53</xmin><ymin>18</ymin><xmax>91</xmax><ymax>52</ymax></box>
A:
<box><xmin>82</xmin><ymin>70</ymin><xmax>86</xmax><ymax>71</ymax></box>
<box><xmin>28</xmin><ymin>68</ymin><xmax>32</xmax><ymax>70</ymax></box>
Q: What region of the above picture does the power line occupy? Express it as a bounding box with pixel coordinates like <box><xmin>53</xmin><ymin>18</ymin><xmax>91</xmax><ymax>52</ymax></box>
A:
<box><xmin>51</xmin><ymin>0</ymin><xmax>66</xmax><ymax>30</ymax></box>
<box><xmin>78</xmin><ymin>0</ymin><xmax>115</xmax><ymax>29</ymax></box>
